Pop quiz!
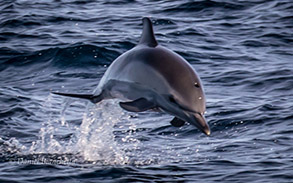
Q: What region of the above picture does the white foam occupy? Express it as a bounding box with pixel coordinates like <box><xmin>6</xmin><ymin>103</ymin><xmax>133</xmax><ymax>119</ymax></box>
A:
<box><xmin>29</xmin><ymin>96</ymin><xmax>139</xmax><ymax>165</ymax></box>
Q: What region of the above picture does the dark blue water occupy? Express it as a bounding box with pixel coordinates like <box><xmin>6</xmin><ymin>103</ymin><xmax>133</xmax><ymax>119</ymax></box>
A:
<box><xmin>1</xmin><ymin>0</ymin><xmax>293</xmax><ymax>182</ymax></box>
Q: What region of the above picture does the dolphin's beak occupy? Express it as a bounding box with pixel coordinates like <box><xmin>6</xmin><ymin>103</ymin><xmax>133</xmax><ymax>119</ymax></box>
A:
<box><xmin>189</xmin><ymin>113</ymin><xmax>210</xmax><ymax>136</ymax></box>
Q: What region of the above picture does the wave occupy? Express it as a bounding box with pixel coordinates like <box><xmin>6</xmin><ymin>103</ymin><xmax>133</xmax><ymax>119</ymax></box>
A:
<box><xmin>160</xmin><ymin>0</ymin><xmax>254</xmax><ymax>13</ymax></box>
<box><xmin>0</xmin><ymin>42</ymin><xmax>136</xmax><ymax>71</ymax></box>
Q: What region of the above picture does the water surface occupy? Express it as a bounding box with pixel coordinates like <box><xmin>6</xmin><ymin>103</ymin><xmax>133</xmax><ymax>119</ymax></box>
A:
<box><xmin>1</xmin><ymin>0</ymin><xmax>293</xmax><ymax>182</ymax></box>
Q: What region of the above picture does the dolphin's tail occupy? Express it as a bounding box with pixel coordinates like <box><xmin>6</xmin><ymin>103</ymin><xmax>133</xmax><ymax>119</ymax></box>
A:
<box><xmin>51</xmin><ymin>92</ymin><xmax>102</xmax><ymax>103</ymax></box>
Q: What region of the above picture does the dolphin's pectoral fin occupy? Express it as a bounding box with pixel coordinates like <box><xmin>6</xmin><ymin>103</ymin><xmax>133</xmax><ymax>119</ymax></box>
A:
<box><xmin>119</xmin><ymin>98</ymin><xmax>156</xmax><ymax>112</ymax></box>
<box><xmin>170</xmin><ymin>117</ymin><xmax>185</xmax><ymax>127</ymax></box>
<box><xmin>52</xmin><ymin>92</ymin><xmax>102</xmax><ymax>103</ymax></box>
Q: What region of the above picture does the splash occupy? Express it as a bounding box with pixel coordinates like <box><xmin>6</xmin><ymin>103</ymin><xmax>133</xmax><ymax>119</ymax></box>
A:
<box><xmin>29</xmin><ymin>94</ymin><xmax>140</xmax><ymax>165</ymax></box>
<box><xmin>76</xmin><ymin>100</ymin><xmax>131</xmax><ymax>164</ymax></box>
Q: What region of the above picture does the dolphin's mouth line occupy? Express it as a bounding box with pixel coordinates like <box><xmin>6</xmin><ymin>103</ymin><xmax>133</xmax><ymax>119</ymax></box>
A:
<box><xmin>158</xmin><ymin>102</ymin><xmax>202</xmax><ymax>120</ymax></box>
<box><xmin>178</xmin><ymin>104</ymin><xmax>204</xmax><ymax>116</ymax></box>
<box><xmin>178</xmin><ymin>105</ymin><xmax>196</xmax><ymax>113</ymax></box>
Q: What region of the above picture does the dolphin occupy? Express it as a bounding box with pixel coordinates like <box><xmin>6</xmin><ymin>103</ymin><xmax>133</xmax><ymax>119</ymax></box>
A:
<box><xmin>52</xmin><ymin>17</ymin><xmax>210</xmax><ymax>136</ymax></box>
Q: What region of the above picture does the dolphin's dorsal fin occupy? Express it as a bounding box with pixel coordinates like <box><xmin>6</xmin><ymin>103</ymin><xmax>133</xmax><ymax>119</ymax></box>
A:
<box><xmin>139</xmin><ymin>17</ymin><xmax>158</xmax><ymax>47</ymax></box>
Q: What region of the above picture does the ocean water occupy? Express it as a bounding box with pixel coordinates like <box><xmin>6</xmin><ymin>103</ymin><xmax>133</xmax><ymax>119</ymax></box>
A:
<box><xmin>1</xmin><ymin>0</ymin><xmax>293</xmax><ymax>182</ymax></box>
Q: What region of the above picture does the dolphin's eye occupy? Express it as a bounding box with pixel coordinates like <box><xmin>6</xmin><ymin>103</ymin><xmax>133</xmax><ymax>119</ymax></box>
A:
<box><xmin>194</xmin><ymin>82</ymin><xmax>200</xmax><ymax>88</ymax></box>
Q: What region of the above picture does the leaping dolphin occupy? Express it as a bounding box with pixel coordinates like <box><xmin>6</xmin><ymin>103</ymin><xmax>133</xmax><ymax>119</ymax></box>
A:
<box><xmin>53</xmin><ymin>17</ymin><xmax>210</xmax><ymax>136</ymax></box>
